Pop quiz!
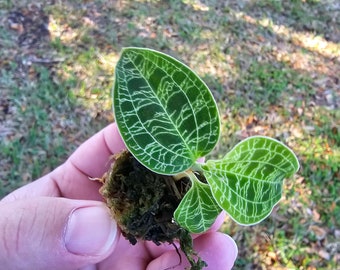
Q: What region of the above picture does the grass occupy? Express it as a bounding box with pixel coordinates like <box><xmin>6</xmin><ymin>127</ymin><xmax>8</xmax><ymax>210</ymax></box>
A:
<box><xmin>0</xmin><ymin>0</ymin><xmax>339</xmax><ymax>268</ymax></box>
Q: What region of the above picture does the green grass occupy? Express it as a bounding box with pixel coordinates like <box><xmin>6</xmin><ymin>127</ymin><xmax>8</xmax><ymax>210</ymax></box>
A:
<box><xmin>0</xmin><ymin>65</ymin><xmax>74</xmax><ymax>195</ymax></box>
<box><xmin>0</xmin><ymin>63</ymin><xmax>112</xmax><ymax>197</ymax></box>
<box><xmin>0</xmin><ymin>0</ymin><xmax>339</xmax><ymax>268</ymax></box>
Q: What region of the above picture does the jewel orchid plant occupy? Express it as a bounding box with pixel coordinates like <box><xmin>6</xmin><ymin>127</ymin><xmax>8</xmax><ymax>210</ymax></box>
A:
<box><xmin>112</xmin><ymin>47</ymin><xmax>299</xmax><ymax>234</ymax></box>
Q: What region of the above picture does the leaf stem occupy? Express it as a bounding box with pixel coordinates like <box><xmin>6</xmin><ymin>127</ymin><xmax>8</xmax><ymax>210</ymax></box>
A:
<box><xmin>191</xmin><ymin>162</ymin><xmax>204</xmax><ymax>173</ymax></box>
<box><xmin>173</xmin><ymin>162</ymin><xmax>205</xmax><ymax>182</ymax></box>
<box><xmin>173</xmin><ymin>171</ymin><xmax>190</xmax><ymax>181</ymax></box>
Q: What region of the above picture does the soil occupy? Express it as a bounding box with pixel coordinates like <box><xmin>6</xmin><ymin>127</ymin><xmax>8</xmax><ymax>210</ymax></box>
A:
<box><xmin>100</xmin><ymin>150</ymin><xmax>207</xmax><ymax>269</ymax></box>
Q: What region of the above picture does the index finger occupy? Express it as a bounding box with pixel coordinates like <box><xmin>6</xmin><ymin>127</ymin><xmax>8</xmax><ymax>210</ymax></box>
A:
<box><xmin>52</xmin><ymin>122</ymin><xmax>126</xmax><ymax>199</ymax></box>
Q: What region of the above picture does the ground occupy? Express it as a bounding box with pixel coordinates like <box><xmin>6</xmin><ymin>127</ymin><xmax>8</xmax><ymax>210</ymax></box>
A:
<box><xmin>0</xmin><ymin>0</ymin><xmax>339</xmax><ymax>269</ymax></box>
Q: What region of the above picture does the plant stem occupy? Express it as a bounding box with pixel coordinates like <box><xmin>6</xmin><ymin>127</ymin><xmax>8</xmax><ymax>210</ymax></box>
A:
<box><xmin>173</xmin><ymin>163</ymin><xmax>205</xmax><ymax>182</ymax></box>
<box><xmin>173</xmin><ymin>172</ymin><xmax>189</xmax><ymax>181</ymax></box>
<box><xmin>191</xmin><ymin>162</ymin><xmax>204</xmax><ymax>173</ymax></box>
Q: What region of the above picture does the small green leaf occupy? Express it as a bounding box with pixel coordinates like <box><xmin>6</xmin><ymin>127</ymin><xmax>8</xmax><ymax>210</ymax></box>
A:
<box><xmin>113</xmin><ymin>48</ymin><xmax>220</xmax><ymax>175</ymax></box>
<box><xmin>202</xmin><ymin>136</ymin><xmax>299</xmax><ymax>225</ymax></box>
<box><xmin>174</xmin><ymin>172</ymin><xmax>222</xmax><ymax>233</ymax></box>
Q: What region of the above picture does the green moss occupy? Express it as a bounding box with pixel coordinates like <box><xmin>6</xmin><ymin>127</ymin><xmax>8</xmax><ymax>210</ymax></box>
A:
<box><xmin>100</xmin><ymin>150</ymin><xmax>207</xmax><ymax>269</ymax></box>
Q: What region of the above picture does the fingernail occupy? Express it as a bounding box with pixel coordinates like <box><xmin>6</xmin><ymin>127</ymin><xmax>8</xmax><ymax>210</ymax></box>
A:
<box><xmin>64</xmin><ymin>205</ymin><xmax>117</xmax><ymax>256</ymax></box>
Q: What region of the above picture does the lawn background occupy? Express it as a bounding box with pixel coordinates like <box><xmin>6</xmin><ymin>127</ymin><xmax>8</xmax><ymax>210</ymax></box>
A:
<box><xmin>0</xmin><ymin>0</ymin><xmax>339</xmax><ymax>269</ymax></box>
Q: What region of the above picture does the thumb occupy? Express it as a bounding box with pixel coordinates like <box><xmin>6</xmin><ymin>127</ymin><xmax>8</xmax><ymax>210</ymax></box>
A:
<box><xmin>0</xmin><ymin>197</ymin><xmax>119</xmax><ymax>270</ymax></box>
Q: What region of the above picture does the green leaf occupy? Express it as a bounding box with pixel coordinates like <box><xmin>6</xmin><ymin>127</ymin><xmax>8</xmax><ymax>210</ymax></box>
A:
<box><xmin>202</xmin><ymin>136</ymin><xmax>299</xmax><ymax>225</ymax></box>
<box><xmin>174</xmin><ymin>172</ymin><xmax>222</xmax><ymax>233</ymax></box>
<box><xmin>113</xmin><ymin>48</ymin><xmax>220</xmax><ymax>175</ymax></box>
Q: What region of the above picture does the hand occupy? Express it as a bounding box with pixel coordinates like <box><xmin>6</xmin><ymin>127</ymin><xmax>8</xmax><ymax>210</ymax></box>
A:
<box><xmin>0</xmin><ymin>123</ymin><xmax>238</xmax><ymax>270</ymax></box>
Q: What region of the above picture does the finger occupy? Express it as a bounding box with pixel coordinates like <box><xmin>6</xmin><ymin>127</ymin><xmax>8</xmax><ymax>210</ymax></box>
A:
<box><xmin>0</xmin><ymin>197</ymin><xmax>119</xmax><ymax>270</ymax></box>
<box><xmin>98</xmin><ymin>237</ymin><xmax>152</xmax><ymax>270</ymax></box>
<box><xmin>1</xmin><ymin>164</ymin><xmax>104</xmax><ymax>202</ymax></box>
<box><xmin>2</xmin><ymin>123</ymin><xmax>126</xmax><ymax>202</ymax></box>
<box><xmin>1</xmin><ymin>176</ymin><xmax>62</xmax><ymax>203</ymax></box>
<box><xmin>67</xmin><ymin>122</ymin><xmax>125</xmax><ymax>179</ymax></box>
<box><xmin>146</xmin><ymin>232</ymin><xmax>238</xmax><ymax>270</ymax></box>
<box><xmin>53</xmin><ymin>122</ymin><xmax>125</xmax><ymax>199</ymax></box>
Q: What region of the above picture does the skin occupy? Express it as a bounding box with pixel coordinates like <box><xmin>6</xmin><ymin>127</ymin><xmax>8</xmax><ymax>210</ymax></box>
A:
<box><xmin>0</xmin><ymin>123</ymin><xmax>238</xmax><ymax>270</ymax></box>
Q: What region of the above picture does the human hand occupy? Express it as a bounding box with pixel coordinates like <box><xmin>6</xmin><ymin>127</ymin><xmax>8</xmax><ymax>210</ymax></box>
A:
<box><xmin>0</xmin><ymin>123</ymin><xmax>238</xmax><ymax>270</ymax></box>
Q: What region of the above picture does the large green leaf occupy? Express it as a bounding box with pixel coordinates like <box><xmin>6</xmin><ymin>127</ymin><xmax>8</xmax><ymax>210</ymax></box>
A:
<box><xmin>113</xmin><ymin>48</ymin><xmax>220</xmax><ymax>174</ymax></box>
<box><xmin>174</xmin><ymin>172</ymin><xmax>222</xmax><ymax>233</ymax></box>
<box><xmin>202</xmin><ymin>136</ymin><xmax>299</xmax><ymax>225</ymax></box>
